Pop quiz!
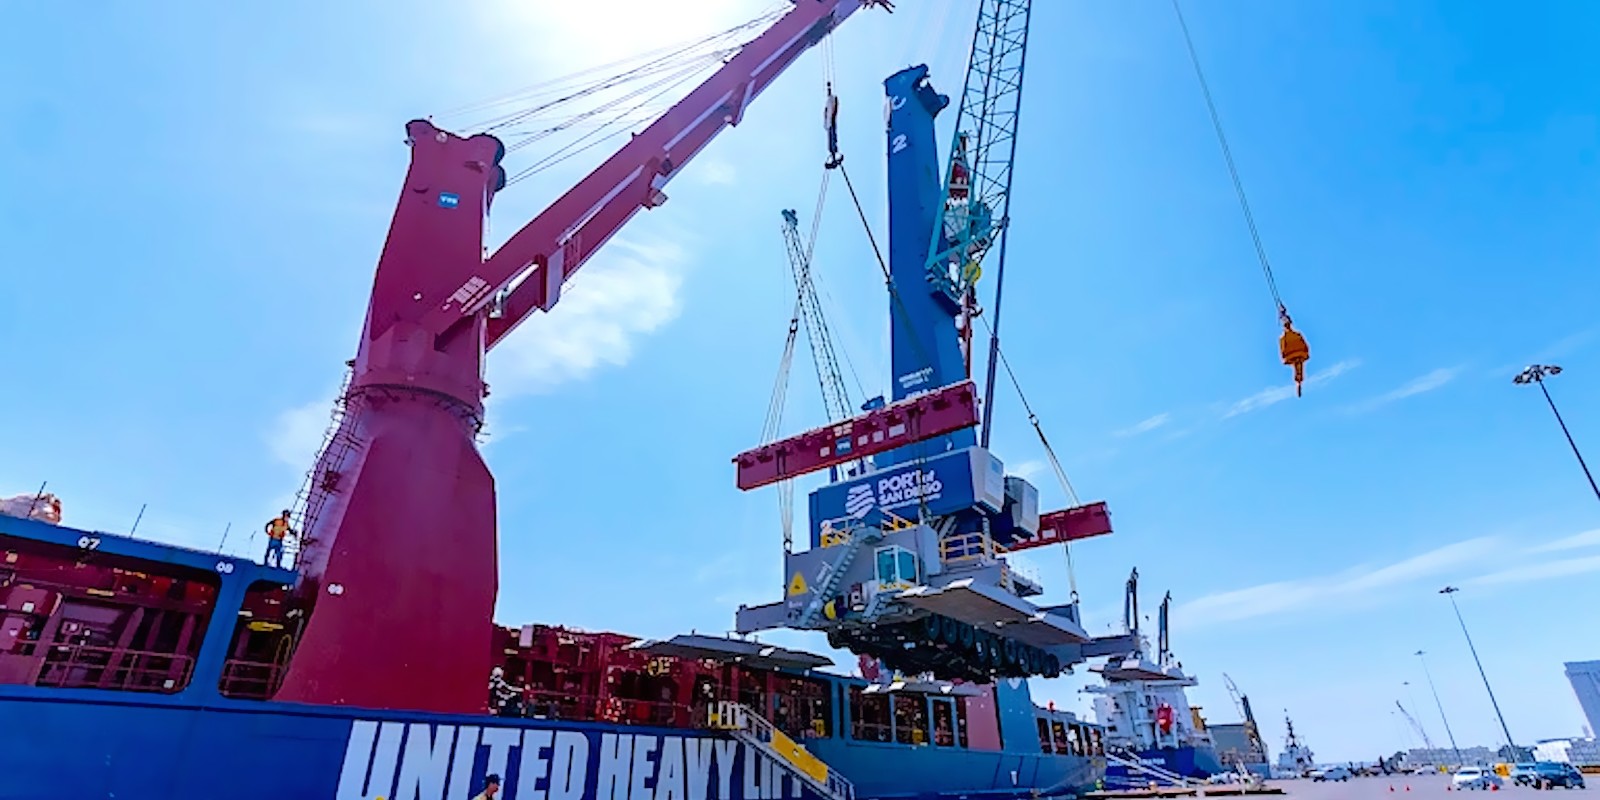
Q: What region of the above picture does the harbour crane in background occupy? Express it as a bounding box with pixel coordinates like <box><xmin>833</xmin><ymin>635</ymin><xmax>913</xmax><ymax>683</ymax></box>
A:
<box><xmin>1223</xmin><ymin>673</ymin><xmax>1269</xmax><ymax>764</ymax></box>
<box><xmin>1396</xmin><ymin>700</ymin><xmax>1436</xmax><ymax>750</ymax></box>
<box><xmin>765</xmin><ymin>207</ymin><xmax>864</xmax><ymax>551</ymax></box>
<box><xmin>925</xmin><ymin>0</ymin><xmax>1031</xmax><ymax>445</ymax></box>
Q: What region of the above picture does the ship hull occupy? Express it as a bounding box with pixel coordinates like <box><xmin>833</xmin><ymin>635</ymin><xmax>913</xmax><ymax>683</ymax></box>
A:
<box><xmin>1105</xmin><ymin>745</ymin><xmax>1225</xmax><ymax>784</ymax></box>
<box><xmin>0</xmin><ymin>692</ymin><xmax>1101</xmax><ymax>800</ymax></box>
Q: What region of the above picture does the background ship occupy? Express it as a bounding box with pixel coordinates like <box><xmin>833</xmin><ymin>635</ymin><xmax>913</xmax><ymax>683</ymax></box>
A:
<box><xmin>0</xmin><ymin>1</ymin><xmax>1142</xmax><ymax>798</ymax></box>
<box><xmin>1086</xmin><ymin>570</ymin><xmax>1225</xmax><ymax>787</ymax></box>
<box><xmin>1207</xmin><ymin>674</ymin><xmax>1274</xmax><ymax>778</ymax></box>
<box><xmin>1274</xmin><ymin>713</ymin><xmax>1317</xmax><ymax>777</ymax></box>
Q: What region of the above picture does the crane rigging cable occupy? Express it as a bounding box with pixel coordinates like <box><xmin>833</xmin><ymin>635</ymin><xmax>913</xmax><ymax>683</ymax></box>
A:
<box><xmin>439</xmin><ymin>8</ymin><xmax>786</xmax><ymax>125</ymax></box>
<box><xmin>1170</xmin><ymin>0</ymin><xmax>1312</xmax><ymax>397</ymax></box>
<box><xmin>502</xmin><ymin>59</ymin><xmax>727</xmax><ymax>184</ymax></box>
<box><xmin>434</xmin><ymin>6</ymin><xmax>790</xmax><ymax>186</ymax></box>
<box><xmin>974</xmin><ymin>314</ymin><xmax>1081</xmax><ymax>602</ymax></box>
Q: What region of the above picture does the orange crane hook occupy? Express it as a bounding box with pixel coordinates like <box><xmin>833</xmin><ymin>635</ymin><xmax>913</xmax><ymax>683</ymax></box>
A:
<box><xmin>1277</xmin><ymin>304</ymin><xmax>1309</xmax><ymax>396</ymax></box>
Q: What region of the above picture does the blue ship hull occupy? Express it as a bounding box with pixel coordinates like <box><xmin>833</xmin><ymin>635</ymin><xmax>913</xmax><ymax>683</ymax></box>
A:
<box><xmin>0</xmin><ymin>690</ymin><xmax>1101</xmax><ymax>800</ymax></box>
<box><xmin>1105</xmin><ymin>745</ymin><xmax>1225</xmax><ymax>784</ymax></box>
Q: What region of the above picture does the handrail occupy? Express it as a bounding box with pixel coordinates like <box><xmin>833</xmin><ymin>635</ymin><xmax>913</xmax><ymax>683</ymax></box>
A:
<box><xmin>1103</xmin><ymin>747</ymin><xmax>1193</xmax><ymax>789</ymax></box>
<box><xmin>820</xmin><ymin>524</ymin><xmax>853</xmax><ymax>548</ymax></box>
<box><xmin>34</xmin><ymin>642</ymin><xmax>194</xmax><ymax>694</ymax></box>
<box><xmin>219</xmin><ymin>658</ymin><xmax>286</xmax><ymax>699</ymax></box>
<box><xmin>880</xmin><ymin>509</ymin><xmax>916</xmax><ymax>532</ymax></box>
<box><xmin>511</xmin><ymin>688</ymin><xmax>696</xmax><ymax>726</ymax></box>
<box><xmin>939</xmin><ymin>531</ymin><xmax>998</xmax><ymax>564</ymax></box>
<box><xmin>709</xmin><ymin>701</ymin><xmax>855</xmax><ymax>800</ymax></box>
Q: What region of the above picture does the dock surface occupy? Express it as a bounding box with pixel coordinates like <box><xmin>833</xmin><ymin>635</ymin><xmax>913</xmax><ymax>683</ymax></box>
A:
<box><xmin>1088</xmin><ymin>773</ymin><xmax>1597</xmax><ymax>799</ymax></box>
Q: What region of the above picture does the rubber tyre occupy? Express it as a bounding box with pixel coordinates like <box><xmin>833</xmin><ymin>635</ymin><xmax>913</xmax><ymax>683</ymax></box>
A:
<box><xmin>940</xmin><ymin>616</ymin><xmax>961</xmax><ymax>646</ymax></box>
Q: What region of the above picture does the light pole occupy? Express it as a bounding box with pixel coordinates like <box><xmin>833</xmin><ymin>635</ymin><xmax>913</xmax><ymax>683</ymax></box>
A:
<box><xmin>1514</xmin><ymin>364</ymin><xmax>1600</xmax><ymax>503</ymax></box>
<box><xmin>1441</xmin><ymin>586</ymin><xmax>1519</xmax><ymax>760</ymax></box>
<box><xmin>1415</xmin><ymin>650</ymin><xmax>1463</xmax><ymax>767</ymax></box>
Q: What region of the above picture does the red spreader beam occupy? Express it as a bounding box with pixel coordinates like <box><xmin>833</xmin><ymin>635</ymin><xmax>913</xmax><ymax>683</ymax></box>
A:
<box><xmin>734</xmin><ymin>380</ymin><xmax>980</xmax><ymax>491</ymax></box>
<box><xmin>1006</xmin><ymin>501</ymin><xmax>1114</xmax><ymax>552</ymax></box>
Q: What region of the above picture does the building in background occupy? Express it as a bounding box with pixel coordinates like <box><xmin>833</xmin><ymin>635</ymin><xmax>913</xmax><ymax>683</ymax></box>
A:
<box><xmin>1407</xmin><ymin>746</ymin><xmax>1497</xmax><ymax>767</ymax></box>
<box><xmin>1566</xmin><ymin>661</ymin><xmax>1600</xmax><ymax>737</ymax></box>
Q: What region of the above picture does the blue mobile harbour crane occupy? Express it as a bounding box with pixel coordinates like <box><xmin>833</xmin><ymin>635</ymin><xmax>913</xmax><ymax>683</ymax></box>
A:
<box><xmin>731</xmin><ymin>1</ymin><xmax>1136</xmax><ymax>683</ymax></box>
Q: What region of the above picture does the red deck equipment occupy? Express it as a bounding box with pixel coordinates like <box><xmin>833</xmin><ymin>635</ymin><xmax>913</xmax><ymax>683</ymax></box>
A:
<box><xmin>1005</xmin><ymin>502</ymin><xmax>1113</xmax><ymax>552</ymax></box>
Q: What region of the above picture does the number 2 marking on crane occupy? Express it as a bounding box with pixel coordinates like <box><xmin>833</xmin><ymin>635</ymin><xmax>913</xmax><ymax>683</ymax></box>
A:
<box><xmin>891</xmin><ymin>134</ymin><xmax>908</xmax><ymax>155</ymax></box>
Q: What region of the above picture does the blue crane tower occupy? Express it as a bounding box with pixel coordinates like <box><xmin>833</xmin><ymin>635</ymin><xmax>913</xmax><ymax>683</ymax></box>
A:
<box><xmin>736</xmin><ymin>0</ymin><xmax>1130</xmax><ymax>683</ymax></box>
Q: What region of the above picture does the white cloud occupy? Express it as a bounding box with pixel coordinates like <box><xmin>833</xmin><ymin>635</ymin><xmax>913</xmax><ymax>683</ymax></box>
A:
<box><xmin>1009</xmin><ymin>459</ymin><xmax>1047</xmax><ymax>482</ymax></box>
<box><xmin>1113</xmin><ymin>412</ymin><xmax>1170</xmax><ymax>437</ymax></box>
<box><xmin>488</xmin><ymin>236</ymin><xmax>687</xmax><ymax>397</ymax></box>
<box><xmin>268</xmin><ymin>395</ymin><xmax>337</xmax><ymax>470</ymax></box>
<box><xmin>1179</xmin><ymin>526</ymin><xmax>1600</xmax><ymax>626</ymax></box>
<box><xmin>1177</xmin><ymin>536</ymin><xmax>1499</xmax><ymax>625</ymax></box>
<box><xmin>1464</xmin><ymin>554</ymin><xmax>1600</xmax><ymax>587</ymax></box>
<box><xmin>695</xmin><ymin>159</ymin><xmax>738</xmax><ymax>187</ymax></box>
<box><xmin>1528</xmin><ymin>528</ymin><xmax>1600</xmax><ymax>553</ymax></box>
<box><xmin>1383</xmin><ymin>367</ymin><xmax>1459</xmax><ymax>400</ymax></box>
<box><xmin>1223</xmin><ymin>359</ymin><xmax>1361</xmax><ymax>418</ymax></box>
<box><xmin>1346</xmin><ymin>367</ymin><xmax>1461</xmax><ymax>413</ymax></box>
<box><xmin>264</xmin><ymin>237</ymin><xmax>683</xmax><ymax>470</ymax></box>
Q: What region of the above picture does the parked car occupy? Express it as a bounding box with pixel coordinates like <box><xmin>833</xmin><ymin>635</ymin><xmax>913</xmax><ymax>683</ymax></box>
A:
<box><xmin>1311</xmin><ymin>766</ymin><xmax>1352</xmax><ymax>782</ymax></box>
<box><xmin>1515</xmin><ymin>761</ymin><xmax>1586</xmax><ymax>789</ymax></box>
<box><xmin>1452</xmin><ymin>767</ymin><xmax>1504</xmax><ymax>791</ymax></box>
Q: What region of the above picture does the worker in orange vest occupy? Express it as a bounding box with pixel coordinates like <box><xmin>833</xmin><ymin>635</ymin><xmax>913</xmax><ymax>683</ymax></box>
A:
<box><xmin>263</xmin><ymin>510</ymin><xmax>293</xmax><ymax>568</ymax></box>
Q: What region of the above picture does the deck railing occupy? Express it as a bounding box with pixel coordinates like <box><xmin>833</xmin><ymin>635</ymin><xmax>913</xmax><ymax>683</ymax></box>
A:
<box><xmin>34</xmin><ymin>643</ymin><xmax>193</xmax><ymax>694</ymax></box>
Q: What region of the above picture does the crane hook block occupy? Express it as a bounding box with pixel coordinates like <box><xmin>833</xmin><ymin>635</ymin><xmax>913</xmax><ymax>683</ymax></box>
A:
<box><xmin>1278</xmin><ymin>311</ymin><xmax>1310</xmax><ymax>397</ymax></box>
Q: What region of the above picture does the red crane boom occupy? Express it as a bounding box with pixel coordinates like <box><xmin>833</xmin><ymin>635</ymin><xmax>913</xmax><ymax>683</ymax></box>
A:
<box><xmin>277</xmin><ymin>0</ymin><xmax>891</xmax><ymax>714</ymax></box>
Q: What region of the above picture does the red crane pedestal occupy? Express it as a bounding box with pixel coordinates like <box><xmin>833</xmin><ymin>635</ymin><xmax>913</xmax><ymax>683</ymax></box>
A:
<box><xmin>276</xmin><ymin>122</ymin><xmax>504</xmax><ymax>713</ymax></box>
<box><xmin>274</xmin><ymin>0</ymin><xmax>886</xmax><ymax>713</ymax></box>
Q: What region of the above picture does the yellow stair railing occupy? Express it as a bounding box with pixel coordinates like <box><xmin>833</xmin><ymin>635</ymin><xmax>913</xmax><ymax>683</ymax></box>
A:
<box><xmin>708</xmin><ymin>701</ymin><xmax>855</xmax><ymax>800</ymax></box>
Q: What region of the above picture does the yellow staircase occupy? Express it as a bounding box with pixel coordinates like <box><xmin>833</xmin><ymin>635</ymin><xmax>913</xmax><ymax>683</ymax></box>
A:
<box><xmin>707</xmin><ymin>701</ymin><xmax>855</xmax><ymax>800</ymax></box>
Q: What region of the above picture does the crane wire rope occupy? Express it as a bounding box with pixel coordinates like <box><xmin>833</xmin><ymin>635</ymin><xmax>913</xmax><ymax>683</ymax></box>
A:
<box><xmin>497</xmin><ymin>51</ymin><xmax>732</xmax><ymax>152</ymax></box>
<box><xmin>1170</xmin><ymin>0</ymin><xmax>1312</xmax><ymax>396</ymax></box>
<box><xmin>974</xmin><ymin>314</ymin><xmax>1081</xmax><ymax>603</ymax></box>
<box><xmin>836</xmin><ymin>161</ymin><xmax>951</xmax><ymax>524</ymax></box>
<box><xmin>435</xmin><ymin>6</ymin><xmax>788</xmax><ymax>187</ymax></box>
<box><xmin>502</xmin><ymin>58</ymin><xmax>724</xmax><ymax>185</ymax></box>
<box><xmin>1169</xmin><ymin>0</ymin><xmax>1283</xmax><ymax>316</ymax></box>
<box><xmin>499</xmin><ymin>55</ymin><xmax>732</xmax><ymax>156</ymax></box>
<box><xmin>442</xmin><ymin>8</ymin><xmax>786</xmax><ymax>127</ymax></box>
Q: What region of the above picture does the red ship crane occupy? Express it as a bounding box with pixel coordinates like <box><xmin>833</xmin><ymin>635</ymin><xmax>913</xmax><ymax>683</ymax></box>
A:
<box><xmin>277</xmin><ymin>0</ymin><xmax>895</xmax><ymax>714</ymax></box>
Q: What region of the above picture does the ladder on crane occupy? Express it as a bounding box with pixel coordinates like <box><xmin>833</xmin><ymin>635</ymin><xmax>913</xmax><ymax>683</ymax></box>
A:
<box><xmin>794</xmin><ymin>521</ymin><xmax>878</xmax><ymax>628</ymax></box>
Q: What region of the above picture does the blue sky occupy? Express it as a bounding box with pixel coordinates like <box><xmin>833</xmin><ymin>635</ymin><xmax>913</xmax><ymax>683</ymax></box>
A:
<box><xmin>4</xmin><ymin>0</ymin><xmax>1600</xmax><ymax>764</ymax></box>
